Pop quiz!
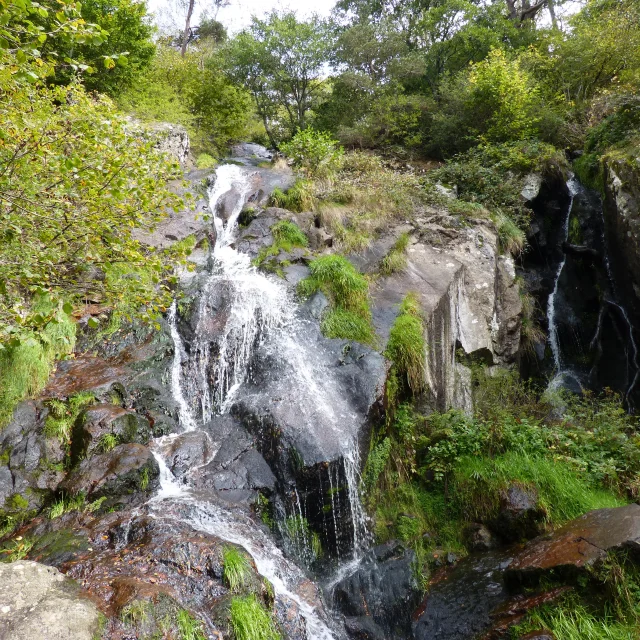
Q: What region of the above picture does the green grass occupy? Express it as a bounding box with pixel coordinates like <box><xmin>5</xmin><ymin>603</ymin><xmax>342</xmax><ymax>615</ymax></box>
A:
<box><xmin>282</xmin><ymin>516</ymin><xmax>322</xmax><ymax>563</ymax></box>
<box><xmin>380</xmin><ymin>232</ymin><xmax>410</xmax><ymax>275</ymax></box>
<box><xmin>48</xmin><ymin>493</ymin><xmax>86</xmax><ymax>519</ymax></box>
<box><xmin>298</xmin><ymin>254</ymin><xmax>375</xmax><ymax>345</ymax></box>
<box><xmin>44</xmin><ymin>391</ymin><xmax>95</xmax><ymax>445</ymax></box>
<box><xmin>222</xmin><ymin>546</ymin><xmax>252</xmax><ymax>593</ymax></box>
<box><xmin>121</xmin><ymin>600</ymin><xmax>151</xmax><ymax>626</ymax></box>
<box><xmin>176</xmin><ymin>609</ymin><xmax>206</xmax><ymax>640</ymax></box>
<box><xmin>269</xmin><ymin>180</ymin><xmax>314</xmax><ymax>212</ymax></box>
<box><xmin>0</xmin><ymin>302</ymin><xmax>76</xmax><ymax>427</ymax></box>
<box><xmin>0</xmin><ymin>537</ymin><xmax>34</xmax><ymax>562</ymax></box>
<box><xmin>196</xmin><ymin>153</ymin><xmax>217</xmax><ymax>170</ymax></box>
<box><xmin>254</xmin><ymin>220</ymin><xmax>308</xmax><ymax>272</ymax></box>
<box><xmin>493</xmin><ymin>211</ymin><xmax>526</xmax><ymax>255</ymax></box>
<box><xmin>230</xmin><ymin>595</ymin><xmax>281</xmax><ymax>640</ymax></box>
<box><xmin>384</xmin><ymin>293</ymin><xmax>426</xmax><ymax>395</ymax></box>
<box><xmin>452</xmin><ymin>452</ymin><xmax>624</xmax><ymax>526</ymax></box>
<box><xmin>97</xmin><ymin>432</ymin><xmax>119</xmax><ymax>453</ymax></box>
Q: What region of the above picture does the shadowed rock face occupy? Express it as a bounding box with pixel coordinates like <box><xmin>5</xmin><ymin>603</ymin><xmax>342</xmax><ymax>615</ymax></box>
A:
<box><xmin>0</xmin><ymin>561</ymin><xmax>101</xmax><ymax>640</ymax></box>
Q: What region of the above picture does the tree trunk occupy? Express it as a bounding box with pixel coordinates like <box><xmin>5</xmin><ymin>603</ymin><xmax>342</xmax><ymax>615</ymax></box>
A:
<box><xmin>548</xmin><ymin>0</ymin><xmax>558</xmax><ymax>29</ymax></box>
<box><xmin>181</xmin><ymin>0</ymin><xmax>195</xmax><ymax>57</ymax></box>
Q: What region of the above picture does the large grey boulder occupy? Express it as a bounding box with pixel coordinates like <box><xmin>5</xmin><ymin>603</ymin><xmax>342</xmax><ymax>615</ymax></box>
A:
<box><xmin>0</xmin><ymin>561</ymin><xmax>101</xmax><ymax>640</ymax></box>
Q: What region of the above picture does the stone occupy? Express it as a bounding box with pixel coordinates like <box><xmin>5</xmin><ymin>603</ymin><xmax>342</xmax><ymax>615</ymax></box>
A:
<box><xmin>72</xmin><ymin>403</ymin><xmax>152</xmax><ymax>461</ymax></box>
<box><xmin>490</xmin><ymin>484</ymin><xmax>546</xmax><ymax>543</ymax></box>
<box><xmin>161</xmin><ymin>430</ymin><xmax>214</xmax><ymax>477</ymax></box>
<box><xmin>505</xmin><ymin>504</ymin><xmax>640</xmax><ymax>587</ymax></box>
<box><xmin>0</xmin><ymin>561</ymin><xmax>101</xmax><ymax>640</ymax></box>
<box><xmin>60</xmin><ymin>443</ymin><xmax>159</xmax><ymax>499</ymax></box>
<box><xmin>333</xmin><ymin>541</ymin><xmax>421</xmax><ymax>638</ymax></box>
<box><xmin>519</xmin><ymin>631</ymin><xmax>555</xmax><ymax>640</ymax></box>
<box><xmin>463</xmin><ymin>523</ymin><xmax>499</xmax><ymax>552</ymax></box>
<box><xmin>521</xmin><ymin>173</ymin><xmax>543</xmax><ymax>203</ymax></box>
<box><xmin>344</xmin><ymin>616</ymin><xmax>387</xmax><ymax>640</ymax></box>
<box><xmin>308</xmin><ymin>226</ymin><xmax>333</xmax><ymax>250</ymax></box>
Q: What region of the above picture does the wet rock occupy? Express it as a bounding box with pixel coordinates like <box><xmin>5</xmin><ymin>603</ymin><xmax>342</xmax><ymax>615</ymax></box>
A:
<box><xmin>60</xmin><ymin>443</ymin><xmax>159</xmax><ymax>500</ymax></box>
<box><xmin>490</xmin><ymin>484</ymin><xmax>546</xmax><ymax>543</ymax></box>
<box><xmin>333</xmin><ymin>541</ymin><xmax>421</xmax><ymax>638</ymax></box>
<box><xmin>162</xmin><ymin>430</ymin><xmax>214</xmax><ymax>477</ymax></box>
<box><xmin>519</xmin><ymin>630</ymin><xmax>555</xmax><ymax>640</ymax></box>
<box><xmin>464</xmin><ymin>523</ymin><xmax>499</xmax><ymax>552</ymax></box>
<box><xmin>505</xmin><ymin>503</ymin><xmax>640</xmax><ymax>587</ymax></box>
<box><xmin>0</xmin><ymin>561</ymin><xmax>101</xmax><ymax>640</ymax></box>
<box><xmin>344</xmin><ymin>616</ymin><xmax>387</xmax><ymax>640</ymax></box>
<box><xmin>72</xmin><ymin>404</ymin><xmax>151</xmax><ymax>461</ymax></box>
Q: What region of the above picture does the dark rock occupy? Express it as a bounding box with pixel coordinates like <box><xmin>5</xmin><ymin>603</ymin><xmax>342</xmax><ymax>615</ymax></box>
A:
<box><xmin>308</xmin><ymin>226</ymin><xmax>333</xmax><ymax>250</ymax></box>
<box><xmin>60</xmin><ymin>443</ymin><xmax>159</xmax><ymax>499</ymax></box>
<box><xmin>490</xmin><ymin>484</ymin><xmax>546</xmax><ymax>543</ymax></box>
<box><xmin>505</xmin><ymin>504</ymin><xmax>640</xmax><ymax>588</ymax></box>
<box><xmin>519</xmin><ymin>630</ymin><xmax>555</xmax><ymax>640</ymax></box>
<box><xmin>162</xmin><ymin>430</ymin><xmax>214</xmax><ymax>477</ymax></box>
<box><xmin>333</xmin><ymin>541</ymin><xmax>421</xmax><ymax>638</ymax></box>
<box><xmin>344</xmin><ymin>616</ymin><xmax>387</xmax><ymax>640</ymax></box>
<box><xmin>464</xmin><ymin>523</ymin><xmax>499</xmax><ymax>552</ymax></box>
<box><xmin>72</xmin><ymin>404</ymin><xmax>152</xmax><ymax>461</ymax></box>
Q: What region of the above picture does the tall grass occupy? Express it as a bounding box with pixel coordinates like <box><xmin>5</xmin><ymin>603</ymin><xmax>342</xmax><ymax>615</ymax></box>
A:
<box><xmin>222</xmin><ymin>546</ymin><xmax>252</xmax><ymax>593</ymax></box>
<box><xmin>230</xmin><ymin>595</ymin><xmax>281</xmax><ymax>640</ymax></box>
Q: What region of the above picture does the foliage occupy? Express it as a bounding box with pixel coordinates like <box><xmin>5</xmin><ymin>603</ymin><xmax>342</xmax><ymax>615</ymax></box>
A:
<box><xmin>280</xmin><ymin>130</ymin><xmax>344</xmax><ymax>178</ymax></box>
<box><xmin>0</xmin><ymin>298</ymin><xmax>77</xmax><ymax>427</ymax></box>
<box><xmin>222</xmin><ymin>546</ymin><xmax>252</xmax><ymax>593</ymax></box>
<box><xmin>282</xmin><ymin>516</ymin><xmax>322</xmax><ymax>563</ymax></box>
<box><xmin>48</xmin><ymin>493</ymin><xmax>86</xmax><ymax>519</ymax></box>
<box><xmin>97</xmin><ymin>432</ymin><xmax>119</xmax><ymax>453</ymax></box>
<box><xmin>384</xmin><ymin>293</ymin><xmax>426</xmax><ymax>396</ymax></box>
<box><xmin>230</xmin><ymin>595</ymin><xmax>281</xmax><ymax>640</ymax></box>
<box><xmin>268</xmin><ymin>180</ymin><xmax>314</xmax><ymax>213</ymax></box>
<box><xmin>196</xmin><ymin>153</ymin><xmax>217</xmax><ymax>170</ymax></box>
<box><xmin>0</xmin><ymin>537</ymin><xmax>34</xmax><ymax>563</ymax></box>
<box><xmin>176</xmin><ymin>609</ymin><xmax>207</xmax><ymax>640</ymax></box>
<box><xmin>254</xmin><ymin>220</ymin><xmax>308</xmax><ymax>272</ymax></box>
<box><xmin>298</xmin><ymin>255</ymin><xmax>375</xmax><ymax>345</ymax></box>
<box><xmin>44</xmin><ymin>391</ymin><xmax>95</xmax><ymax>444</ymax></box>
<box><xmin>225</xmin><ymin>11</ymin><xmax>332</xmax><ymax>146</ymax></box>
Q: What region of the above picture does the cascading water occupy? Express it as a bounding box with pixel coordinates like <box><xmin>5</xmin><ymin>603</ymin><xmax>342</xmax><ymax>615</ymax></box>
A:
<box><xmin>150</xmin><ymin>159</ymin><xmax>373</xmax><ymax>638</ymax></box>
<box><xmin>546</xmin><ymin>176</ymin><xmax>580</xmax><ymax>385</ymax></box>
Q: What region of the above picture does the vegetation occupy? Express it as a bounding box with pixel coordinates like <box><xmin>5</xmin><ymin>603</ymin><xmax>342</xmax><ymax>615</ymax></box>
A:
<box><xmin>230</xmin><ymin>595</ymin><xmax>281</xmax><ymax>640</ymax></box>
<box><xmin>222</xmin><ymin>546</ymin><xmax>252</xmax><ymax>593</ymax></box>
<box><xmin>282</xmin><ymin>516</ymin><xmax>323</xmax><ymax>564</ymax></box>
<box><xmin>254</xmin><ymin>220</ymin><xmax>309</xmax><ymax>272</ymax></box>
<box><xmin>379</xmin><ymin>233</ymin><xmax>410</xmax><ymax>275</ymax></box>
<box><xmin>176</xmin><ymin>609</ymin><xmax>207</xmax><ymax>640</ymax></box>
<box><xmin>44</xmin><ymin>392</ymin><xmax>95</xmax><ymax>446</ymax></box>
<box><xmin>280</xmin><ymin>130</ymin><xmax>344</xmax><ymax>179</ymax></box>
<box><xmin>298</xmin><ymin>255</ymin><xmax>375</xmax><ymax>345</ymax></box>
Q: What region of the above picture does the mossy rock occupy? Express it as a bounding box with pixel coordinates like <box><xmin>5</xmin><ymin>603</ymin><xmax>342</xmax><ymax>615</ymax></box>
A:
<box><xmin>29</xmin><ymin>528</ymin><xmax>91</xmax><ymax>566</ymax></box>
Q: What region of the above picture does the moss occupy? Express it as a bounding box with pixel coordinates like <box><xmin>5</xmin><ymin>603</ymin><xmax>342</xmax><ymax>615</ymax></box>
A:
<box><xmin>384</xmin><ymin>293</ymin><xmax>426</xmax><ymax>396</ymax></box>
<box><xmin>6</xmin><ymin>493</ymin><xmax>29</xmax><ymax>511</ymax></box>
<box><xmin>380</xmin><ymin>232</ymin><xmax>410</xmax><ymax>275</ymax></box>
<box><xmin>230</xmin><ymin>595</ymin><xmax>281</xmax><ymax>640</ymax></box>
<box><xmin>254</xmin><ymin>220</ymin><xmax>308</xmax><ymax>273</ymax></box>
<box><xmin>298</xmin><ymin>254</ymin><xmax>375</xmax><ymax>345</ymax></box>
<box><xmin>269</xmin><ymin>180</ymin><xmax>314</xmax><ymax>212</ymax></box>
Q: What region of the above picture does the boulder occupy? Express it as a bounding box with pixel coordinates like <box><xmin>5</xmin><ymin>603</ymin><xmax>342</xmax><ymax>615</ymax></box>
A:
<box><xmin>60</xmin><ymin>443</ymin><xmax>159</xmax><ymax>499</ymax></box>
<box><xmin>489</xmin><ymin>484</ymin><xmax>546</xmax><ymax>543</ymax></box>
<box><xmin>521</xmin><ymin>173</ymin><xmax>543</xmax><ymax>203</ymax></box>
<box><xmin>344</xmin><ymin>616</ymin><xmax>387</xmax><ymax>640</ymax></box>
<box><xmin>463</xmin><ymin>523</ymin><xmax>499</xmax><ymax>552</ymax></box>
<box><xmin>0</xmin><ymin>561</ymin><xmax>101</xmax><ymax>640</ymax></box>
<box><xmin>333</xmin><ymin>541</ymin><xmax>421</xmax><ymax>638</ymax></box>
<box><xmin>505</xmin><ymin>503</ymin><xmax>640</xmax><ymax>587</ymax></box>
<box><xmin>161</xmin><ymin>430</ymin><xmax>215</xmax><ymax>477</ymax></box>
<box><xmin>72</xmin><ymin>404</ymin><xmax>151</xmax><ymax>461</ymax></box>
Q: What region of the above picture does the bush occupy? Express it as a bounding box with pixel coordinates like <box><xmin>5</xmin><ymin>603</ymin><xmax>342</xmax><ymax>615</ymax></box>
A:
<box><xmin>298</xmin><ymin>255</ymin><xmax>375</xmax><ymax>344</ymax></box>
<box><xmin>230</xmin><ymin>595</ymin><xmax>281</xmax><ymax>640</ymax></box>
<box><xmin>196</xmin><ymin>153</ymin><xmax>217</xmax><ymax>169</ymax></box>
<box><xmin>280</xmin><ymin>129</ymin><xmax>344</xmax><ymax>178</ymax></box>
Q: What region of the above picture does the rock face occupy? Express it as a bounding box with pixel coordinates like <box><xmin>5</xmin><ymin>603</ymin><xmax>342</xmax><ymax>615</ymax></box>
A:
<box><xmin>371</xmin><ymin>214</ymin><xmax>522</xmax><ymax>412</ymax></box>
<box><xmin>148</xmin><ymin>122</ymin><xmax>190</xmax><ymax>166</ymax></box>
<box><xmin>0</xmin><ymin>561</ymin><xmax>101</xmax><ymax>640</ymax></box>
<box><xmin>333</xmin><ymin>541</ymin><xmax>422</xmax><ymax>639</ymax></box>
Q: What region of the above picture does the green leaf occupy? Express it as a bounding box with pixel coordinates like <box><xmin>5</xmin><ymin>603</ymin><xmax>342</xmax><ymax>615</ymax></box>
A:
<box><xmin>62</xmin><ymin>302</ymin><xmax>73</xmax><ymax>315</ymax></box>
<box><xmin>87</xmin><ymin>317</ymin><xmax>100</xmax><ymax>329</ymax></box>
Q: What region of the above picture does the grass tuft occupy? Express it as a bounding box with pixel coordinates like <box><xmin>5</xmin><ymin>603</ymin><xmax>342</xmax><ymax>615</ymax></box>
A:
<box><xmin>222</xmin><ymin>546</ymin><xmax>252</xmax><ymax>593</ymax></box>
<box><xmin>380</xmin><ymin>232</ymin><xmax>410</xmax><ymax>275</ymax></box>
<box><xmin>230</xmin><ymin>595</ymin><xmax>281</xmax><ymax>640</ymax></box>
<box><xmin>298</xmin><ymin>254</ymin><xmax>375</xmax><ymax>345</ymax></box>
<box><xmin>269</xmin><ymin>180</ymin><xmax>314</xmax><ymax>212</ymax></box>
<box><xmin>384</xmin><ymin>293</ymin><xmax>426</xmax><ymax>395</ymax></box>
<box><xmin>176</xmin><ymin>609</ymin><xmax>206</xmax><ymax>640</ymax></box>
<box><xmin>48</xmin><ymin>492</ymin><xmax>86</xmax><ymax>519</ymax></box>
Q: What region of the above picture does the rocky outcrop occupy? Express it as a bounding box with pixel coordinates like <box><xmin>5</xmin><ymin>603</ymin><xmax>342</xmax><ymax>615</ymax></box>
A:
<box><xmin>148</xmin><ymin>122</ymin><xmax>190</xmax><ymax>166</ymax></box>
<box><xmin>0</xmin><ymin>561</ymin><xmax>101</xmax><ymax>640</ymax></box>
<box><xmin>371</xmin><ymin>214</ymin><xmax>522</xmax><ymax>412</ymax></box>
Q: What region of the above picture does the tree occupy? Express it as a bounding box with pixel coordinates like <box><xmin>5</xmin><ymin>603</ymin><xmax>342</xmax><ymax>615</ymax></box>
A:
<box><xmin>181</xmin><ymin>0</ymin><xmax>230</xmax><ymax>55</ymax></box>
<box><xmin>225</xmin><ymin>12</ymin><xmax>332</xmax><ymax>146</ymax></box>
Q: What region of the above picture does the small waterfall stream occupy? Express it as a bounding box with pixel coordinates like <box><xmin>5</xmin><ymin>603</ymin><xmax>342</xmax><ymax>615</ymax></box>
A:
<box><xmin>147</xmin><ymin>160</ymin><xmax>372</xmax><ymax>638</ymax></box>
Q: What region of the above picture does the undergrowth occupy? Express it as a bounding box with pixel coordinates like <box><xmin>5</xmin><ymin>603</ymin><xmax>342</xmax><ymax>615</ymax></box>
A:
<box><xmin>379</xmin><ymin>232</ymin><xmax>410</xmax><ymax>275</ymax></box>
<box><xmin>44</xmin><ymin>391</ymin><xmax>95</xmax><ymax>446</ymax></box>
<box><xmin>254</xmin><ymin>220</ymin><xmax>308</xmax><ymax>272</ymax></box>
<box><xmin>230</xmin><ymin>595</ymin><xmax>281</xmax><ymax>640</ymax></box>
<box><xmin>298</xmin><ymin>254</ymin><xmax>375</xmax><ymax>345</ymax></box>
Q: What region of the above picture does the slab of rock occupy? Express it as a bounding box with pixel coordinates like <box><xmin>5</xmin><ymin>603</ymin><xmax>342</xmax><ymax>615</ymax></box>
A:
<box><xmin>60</xmin><ymin>443</ymin><xmax>159</xmax><ymax>499</ymax></box>
<box><xmin>505</xmin><ymin>504</ymin><xmax>640</xmax><ymax>586</ymax></box>
<box><xmin>0</xmin><ymin>561</ymin><xmax>101</xmax><ymax>640</ymax></box>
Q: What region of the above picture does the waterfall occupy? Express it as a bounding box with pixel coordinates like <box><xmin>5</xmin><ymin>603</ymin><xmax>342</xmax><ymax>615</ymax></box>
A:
<box><xmin>156</xmin><ymin>160</ymin><xmax>373</xmax><ymax>637</ymax></box>
<box><xmin>547</xmin><ymin>176</ymin><xmax>580</xmax><ymax>374</ymax></box>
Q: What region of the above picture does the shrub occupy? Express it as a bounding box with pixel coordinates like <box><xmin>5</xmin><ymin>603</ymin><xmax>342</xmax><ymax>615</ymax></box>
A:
<box><xmin>280</xmin><ymin>129</ymin><xmax>344</xmax><ymax>178</ymax></box>
<box><xmin>384</xmin><ymin>294</ymin><xmax>426</xmax><ymax>395</ymax></box>
<box><xmin>230</xmin><ymin>595</ymin><xmax>281</xmax><ymax>640</ymax></box>
<box><xmin>196</xmin><ymin>153</ymin><xmax>217</xmax><ymax>170</ymax></box>
<box><xmin>222</xmin><ymin>546</ymin><xmax>252</xmax><ymax>593</ymax></box>
<box><xmin>298</xmin><ymin>255</ymin><xmax>375</xmax><ymax>344</ymax></box>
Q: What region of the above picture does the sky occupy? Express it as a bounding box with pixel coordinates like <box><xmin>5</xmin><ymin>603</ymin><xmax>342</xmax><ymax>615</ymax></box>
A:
<box><xmin>150</xmin><ymin>0</ymin><xmax>337</xmax><ymax>34</ymax></box>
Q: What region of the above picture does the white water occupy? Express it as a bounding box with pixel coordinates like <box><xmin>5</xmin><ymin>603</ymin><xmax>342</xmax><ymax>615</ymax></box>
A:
<box><xmin>547</xmin><ymin>177</ymin><xmax>580</xmax><ymax>375</ymax></box>
<box><xmin>151</xmin><ymin>162</ymin><xmax>375</xmax><ymax>638</ymax></box>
